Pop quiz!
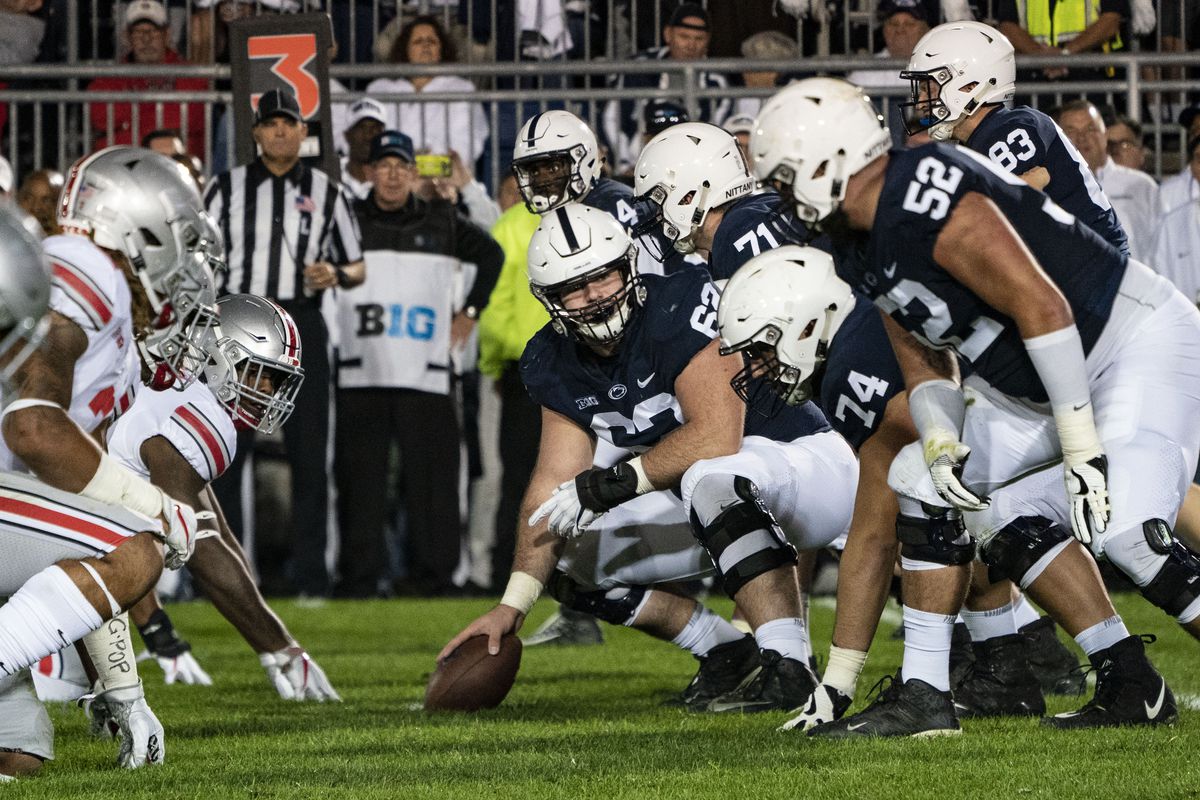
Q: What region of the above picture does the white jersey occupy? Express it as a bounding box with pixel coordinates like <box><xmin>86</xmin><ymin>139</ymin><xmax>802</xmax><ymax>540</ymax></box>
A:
<box><xmin>105</xmin><ymin>381</ymin><xmax>236</xmax><ymax>484</ymax></box>
<box><xmin>0</xmin><ymin>234</ymin><xmax>137</xmax><ymax>472</ymax></box>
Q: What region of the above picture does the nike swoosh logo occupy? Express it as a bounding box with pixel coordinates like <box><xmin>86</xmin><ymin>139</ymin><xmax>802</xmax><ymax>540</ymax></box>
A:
<box><xmin>637</xmin><ymin>373</ymin><xmax>656</xmax><ymax>388</ymax></box>
<box><xmin>1144</xmin><ymin>679</ymin><xmax>1166</xmax><ymax>719</ymax></box>
<box><xmin>1073</xmin><ymin>402</ymin><xmax>1089</xmax><ymax>411</ymax></box>
<box><xmin>883</xmin><ymin>262</ymin><xmax>897</xmax><ymax>279</ymax></box>
<box><xmin>846</xmin><ymin>721</ymin><xmax>870</xmax><ymax>731</ymax></box>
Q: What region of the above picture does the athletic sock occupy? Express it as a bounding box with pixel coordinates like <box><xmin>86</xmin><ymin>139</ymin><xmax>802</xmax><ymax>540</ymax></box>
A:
<box><xmin>823</xmin><ymin>645</ymin><xmax>869</xmax><ymax>697</ymax></box>
<box><xmin>901</xmin><ymin>606</ymin><xmax>956</xmax><ymax>692</ymax></box>
<box><xmin>1074</xmin><ymin>615</ymin><xmax>1129</xmax><ymax>656</ymax></box>
<box><xmin>960</xmin><ymin>601</ymin><xmax>1018</xmax><ymax>642</ymax></box>
<box><xmin>671</xmin><ymin>604</ymin><xmax>746</xmax><ymax>658</ymax></box>
<box><xmin>1012</xmin><ymin>593</ymin><xmax>1043</xmax><ymax>629</ymax></box>
<box><xmin>754</xmin><ymin>617</ymin><xmax>810</xmax><ymax>664</ymax></box>
<box><xmin>0</xmin><ymin>566</ymin><xmax>102</xmax><ymax>678</ymax></box>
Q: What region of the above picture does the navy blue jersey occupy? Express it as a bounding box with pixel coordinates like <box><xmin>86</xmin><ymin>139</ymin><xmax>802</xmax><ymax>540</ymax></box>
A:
<box><xmin>833</xmin><ymin>144</ymin><xmax>1127</xmax><ymax>404</ymax></box>
<box><xmin>583</xmin><ymin>177</ymin><xmax>689</xmax><ymax>274</ymax></box>
<box><xmin>708</xmin><ymin>191</ymin><xmax>808</xmax><ymax>281</ymax></box>
<box><xmin>520</xmin><ymin>268</ymin><xmax>827</xmax><ymax>454</ymax></box>
<box><xmin>966</xmin><ymin>106</ymin><xmax>1128</xmax><ymax>255</ymax></box>
<box><xmin>816</xmin><ymin>295</ymin><xmax>906</xmax><ymax>450</ymax></box>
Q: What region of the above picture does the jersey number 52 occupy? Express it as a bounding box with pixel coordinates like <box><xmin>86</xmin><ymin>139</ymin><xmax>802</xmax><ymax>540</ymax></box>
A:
<box><xmin>901</xmin><ymin>157</ymin><xmax>964</xmax><ymax>221</ymax></box>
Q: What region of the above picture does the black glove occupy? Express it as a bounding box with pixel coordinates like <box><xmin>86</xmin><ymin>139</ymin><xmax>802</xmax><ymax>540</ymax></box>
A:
<box><xmin>575</xmin><ymin>462</ymin><xmax>641</xmax><ymax>513</ymax></box>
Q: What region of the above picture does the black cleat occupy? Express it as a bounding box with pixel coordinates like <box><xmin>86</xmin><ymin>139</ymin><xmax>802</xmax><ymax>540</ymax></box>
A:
<box><xmin>948</xmin><ymin>622</ymin><xmax>975</xmax><ymax>690</ymax></box>
<box><xmin>808</xmin><ymin>676</ymin><xmax>961</xmax><ymax>738</ymax></box>
<box><xmin>953</xmin><ymin>633</ymin><xmax>1046</xmax><ymax>718</ymax></box>
<box><xmin>664</xmin><ymin>636</ymin><xmax>761</xmax><ymax>712</ymax></box>
<box><xmin>1042</xmin><ymin>634</ymin><xmax>1177</xmax><ymax>729</ymax></box>
<box><xmin>1021</xmin><ymin>616</ymin><xmax>1085</xmax><ymax>695</ymax></box>
<box><xmin>707</xmin><ymin>649</ymin><xmax>817</xmax><ymax>713</ymax></box>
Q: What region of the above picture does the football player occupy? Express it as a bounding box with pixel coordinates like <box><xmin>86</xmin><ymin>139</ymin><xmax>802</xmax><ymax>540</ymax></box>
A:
<box><xmin>0</xmin><ymin>148</ymin><xmax>220</xmax><ymax>773</ymax></box>
<box><xmin>440</xmin><ymin>204</ymin><xmax>859</xmax><ymax>712</ymax></box>
<box><xmin>753</xmin><ymin>77</ymin><xmax>1199</xmax><ymax>735</ymax></box>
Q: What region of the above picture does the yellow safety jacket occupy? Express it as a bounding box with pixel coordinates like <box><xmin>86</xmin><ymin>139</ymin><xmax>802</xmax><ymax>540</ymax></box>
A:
<box><xmin>1017</xmin><ymin>0</ymin><xmax>1124</xmax><ymax>50</ymax></box>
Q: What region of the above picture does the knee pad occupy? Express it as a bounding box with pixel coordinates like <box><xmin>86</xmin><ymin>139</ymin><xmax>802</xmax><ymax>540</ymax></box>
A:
<box><xmin>979</xmin><ymin>515</ymin><xmax>1071</xmax><ymax>584</ymax></box>
<box><xmin>688</xmin><ymin>474</ymin><xmax>796</xmax><ymax>599</ymax></box>
<box><xmin>1137</xmin><ymin>520</ymin><xmax>1200</xmax><ymax>621</ymax></box>
<box><xmin>896</xmin><ymin>513</ymin><xmax>976</xmax><ymax>566</ymax></box>
<box><xmin>545</xmin><ymin>571</ymin><xmax>648</xmax><ymax>626</ymax></box>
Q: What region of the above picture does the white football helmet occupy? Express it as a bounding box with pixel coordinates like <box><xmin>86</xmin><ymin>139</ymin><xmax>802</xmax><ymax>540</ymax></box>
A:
<box><xmin>750</xmin><ymin>78</ymin><xmax>891</xmax><ymax>226</ymax></box>
<box><xmin>527</xmin><ymin>203</ymin><xmax>645</xmax><ymax>346</ymax></box>
<box><xmin>512</xmin><ymin>110</ymin><xmax>603</xmax><ymax>213</ymax></box>
<box><xmin>633</xmin><ymin>121</ymin><xmax>755</xmax><ymax>255</ymax></box>
<box><xmin>59</xmin><ymin>146</ymin><xmax>221</xmax><ymax>388</ymax></box>
<box><xmin>203</xmin><ymin>294</ymin><xmax>304</xmax><ymax>434</ymax></box>
<box><xmin>901</xmin><ymin>21</ymin><xmax>1016</xmax><ymax>141</ymax></box>
<box><xmin>718</xmin><ymin>245</ymin><xmax>854</xmax><ymax>408</ymax></box>
<box><xmin>0</xmin><ymin>203</ymin><xmax>52</xmax><ymax>390</ymax></box>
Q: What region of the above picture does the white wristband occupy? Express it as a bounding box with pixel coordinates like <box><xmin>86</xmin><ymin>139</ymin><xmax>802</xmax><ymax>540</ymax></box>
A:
<box><xmin>628</xmin><ymin>456</ymin><xmax>656</xmax><ymax>495</ymax></box>
<box><xmin>83</xmin><ymin>613</ymin><xmax>140</xmax><ymax>693</ymax></box>
<box><xmin>499</xmin><ymin>571</ymin><xmax>543</xmax><ymax>615</ymax></box>
<box><xmin>80</xmin><ymin>452</ymin><xmax>165</xmax><ymax>520</ymax></box>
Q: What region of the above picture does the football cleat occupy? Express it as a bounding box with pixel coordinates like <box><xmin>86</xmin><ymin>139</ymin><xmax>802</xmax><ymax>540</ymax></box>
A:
<box><xmin>1042</xmin><ymin>634</ymin><xmax>1177</xmax><ymax>729</ymax></box>
<box><xmin>1021</xmin><ymin>616</ymin><xmax>1086</xmax><ymax>695</ymax></box>
<box><xmin>665</xmin><ymin>635</ymin><xmax>761</xmax><ymax>711</ymax></box>
<box><xmin>707</xmin><ymin>649</ymin><xmax>817</xmax><ymax>713</ymax></box>
<box><xmin>522</xmin><ymin>606</ymin><xmax>605</xmax><ymax>647</ymax></box>
<box><xmin>779</xmin><ymin>682</ymin><xmax>853</xmax><ymax>731</ymax></box>
<box><xmin>952</xmin><ymin>633</ymin><xmax>1045</xmax><ymax>718</ymax></box>
<box><xmin>808</xmin><ymin>675</ymin><xmax>961</xmax><ymax>738</ymax></box>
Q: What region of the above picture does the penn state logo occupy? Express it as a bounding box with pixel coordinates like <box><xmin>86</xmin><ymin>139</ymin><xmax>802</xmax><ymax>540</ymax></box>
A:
<box><xmin>608</xmin><ymin>384</ymin><xmax>628</xmax><ymax>400</ymax></box>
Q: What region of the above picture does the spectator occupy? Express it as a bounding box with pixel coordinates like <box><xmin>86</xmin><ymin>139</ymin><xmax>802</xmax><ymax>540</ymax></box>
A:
<box><xmin>0</xmin><ymin>1</ymin><xmax>46</xmax><ymax>67</ymax></box>
<box><xmin>340</xmin><ymin>97</ymin><xmax>389</xmax><ymax>200</ymax></box>
<box><xmin>1059</xmin><ymin>99</ymin><xmax>1158</xmax><ymax>262</ymax></box>
<box><xmin>87</xmin><ymin>0</ymin><xmax>208</xmax><ymax>157</ymax></box>
<box><xmin>1152</xmin><ymin>134</ymin><xmax>1200</xmax><ymax>304</ymax></box>
<box><xmin>1179</xmin><ymin>105</ymin><xmax>1200</xmax><ymax>143</ymax></box>
<box><xmin>846</xmin><ymin>0</ymin><xmax>932</xmax><ymax>145</ymax></box>
<box><xmin>189</xmin><ymin>0</ymin><xmax>286</xmax><ymax>64</ymax></box>
<box><xmin>1104</xmin><ymin>113</ymin><xmax>1148</xmax><ymax>172</ymax></box>
<box><xmin>366</xmin><ymin>16</ymin><xmax>489</xmax><ymax>173</ymax></box>
<box><xmin>734</xmin><ymin>30</ymin><xmax>799</xmax><ymax>119</ymax></box>
<box><xmin>141</xmin><ymin>127</ymin><xmax>185</xmax><ymax>156</ymax></box>
<box><xmin>15</xmin><ymin>168</ymin><xmax>62</xmax><ymax>236</ymax></box>
<box><xmin>204</xmin><ymin>87</ymin><xmax>364</xmax><ymax>598</ymax></box>
<box><xmin>602</xmin><ymin>3</ymin><xmax>730</xmax><ymax>176</ymax></box>
<box><xmin>723</xmin><ymin>113</ymin><xmax>755</xmax><ymax>163</ymax></box>
<box><xmin>996</xmin><ymin>0</ymin><xmax>1129</xmax><ymax>82</ymax></box>
<box><xmin>642</xmin><ymin>100</ymin><xmax>689</xmax><ymax>149</ymax></box>
<box><xmin>334</xmin><ymin>130</ymin><xmax>503</xmax><ymax>598</ymax></box>
<box><xmin>703</xmin><ymin>0</ymin><xmax>806</xmax><ymax>59</ymax></box>
<box><xmin>420</xmin><ymin>150</ymin><xmax>503</xmax><ymax>230</ymax></box>
<box><xmin>476</xmin><ymin>190</ymin><xmax>547</xmax><ymax>589</ymax></box>
<box><xmin>1159</xmin><ymin>108</ymin><xmax>1200</xmax><ymax>223</ymax></box>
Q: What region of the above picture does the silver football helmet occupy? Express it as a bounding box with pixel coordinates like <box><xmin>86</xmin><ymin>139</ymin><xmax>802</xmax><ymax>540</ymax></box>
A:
<box><xmin>718</xmin><ymin>245</ymin><xmax>854</xmax><ymax>407</ymax></box>
<box><xmin>59</xmin><ymin>146</ymin><xmax>221</xmax><ymax>387</ymax></box>
<box><xmin>527</xmin><ymin>203</ymin><xmax>644</xmax><ymax>346</ymax></box>
<box><xmin>0</xmin><ymin>204</ymin><xmax>52</xmax><ymax>390</ymax></box>
<box><xmin>512</xmin><ymin>110</ymin><xmax>603</xmax><ymax>213</ymax></box>
<box><xmin>203</xmin><ymin>294</ymin><xmax>304</xmax><ymax>435</ymax></box>
<box><xmin>901</xmin><ymin>21</ymin><xmax>1017</xmax><ymax>141</ymax></box>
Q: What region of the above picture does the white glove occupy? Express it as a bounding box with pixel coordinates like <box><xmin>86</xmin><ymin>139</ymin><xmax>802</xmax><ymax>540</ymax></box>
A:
<box><xmin>1129</xmin><ymin>0</ymin><xmax>1157</xmax><ymax>35</ymax></box>
<box><xmin>155</xmin><ymin>491</ymin><xmax>199</xmax><ymax>570</ymax></box>
<box><xmin>136</xmin><ymin>649</ymin><xmax>213</xmax><ymax>686</ymax></box>
<box><xmin>778</xmin><ymin>683</ymin><xmax>851</xmax><ymax>732</ymax></box>
<box><xmin>260</xmin><ymin>647</ymin><xmax>341</xmax><ymax>702</ymax></box>
<box><xmin>79</xmin><ymin>683</ymin><xmax>165</xmax><ymax>768</ymax></box>
<box><xmin>923</xmin><ymin>430</ymin><xmax>989</xmax><ymax>511</ymax></box>
<box><xmin>1065</xmin><ymin>454</ymin><xmax>1109</xmax><ymax>546</ymax></box>
<box><xmin>528</xmin><ymin>480</ymin><xmax>599</xmax><ymax>539</ymax></box>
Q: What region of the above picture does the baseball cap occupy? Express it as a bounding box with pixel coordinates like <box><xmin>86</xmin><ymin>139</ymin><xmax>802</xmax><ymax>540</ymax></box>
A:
<box><xmin>369</xmin><ymin>130</ymin><xmax>415</xmax><ymax>164</ymax></box>
<box><xmin>644</xmin><ymin>101</ymin><xmax>689</xmax><ymax>137</ymax></box>
<box><xmin>668</xmin><ymin>3</ymin><xmax>709</xmax><ymax>30</ymax></box>
<box><xmin>877</xmin><ymin>0</ymin><xmax>928</xmax><ymax>22</ymax></box>
<box><xmin>347</xmin><ymin>98</ymin><xmax>389</xmax><ymax>130</ymax></box>
<box><xmin>254</xmin><ymin>88</ymin><xmax>303</xmax><ymax>125</ymax></box>
<box><xmin>126</xmin><ymin>0</ymin><xmax>168</xmax><ymax>28</ymax></box>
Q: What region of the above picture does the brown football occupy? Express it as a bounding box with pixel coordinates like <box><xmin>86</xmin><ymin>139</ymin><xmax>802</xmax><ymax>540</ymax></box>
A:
<box><xmin>425</xmin><ymin>633</ymin><xmax>522</xmax><ymax>712</ymax></box>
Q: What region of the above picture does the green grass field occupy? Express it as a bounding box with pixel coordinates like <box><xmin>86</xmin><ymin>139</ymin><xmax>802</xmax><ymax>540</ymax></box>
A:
<box><xmin>5</xmin><ymin>594</ymin><xmax>1199</xmax><ymax>800</ymax></box>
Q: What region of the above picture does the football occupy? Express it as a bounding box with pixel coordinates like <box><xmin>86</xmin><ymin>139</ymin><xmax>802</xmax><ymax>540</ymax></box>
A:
<box><xmin>425</xmin><ymin>633</ymin><xmax>523</xmax><ymax>712</ymax></box>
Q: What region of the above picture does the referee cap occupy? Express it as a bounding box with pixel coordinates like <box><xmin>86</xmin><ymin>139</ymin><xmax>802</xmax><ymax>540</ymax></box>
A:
<box><xmin>255</xmin><ymin>88</ymin><xmax>303</xmax><ymax>125</ymax></box>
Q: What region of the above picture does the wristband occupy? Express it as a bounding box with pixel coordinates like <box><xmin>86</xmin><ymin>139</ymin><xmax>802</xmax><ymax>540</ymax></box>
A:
<box><xmin>80</xmin><ymin>452</ymin><xmax>164</xmax><ymax>521</ymax></box>
<box><xmin>499</xmin><ymin>571</ymin><xmax>543</xmax><ymax>615</ymax></box>
<box><xmin>83</xmin><ymin>613</ymin><xmax>140</xmax><ymax>692</ymax></box>
<box><xmin>627</xmin><ymin>456</ymin><xmax>656</xmax><ymax>494</ymax></box>
<box><xmin>335</xmin><ymin>266</ymin><xmax>351</xmax><ymax>289</ymax></box>
<box><xmin>1023</xmin><ymin>326</ymin><xmax>1101</xmax><ymax>463</ymax></box>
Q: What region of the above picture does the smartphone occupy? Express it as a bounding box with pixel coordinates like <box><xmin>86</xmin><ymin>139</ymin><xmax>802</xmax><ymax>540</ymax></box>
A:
<box><xmin>416</xmin><ymin>154</ymin><xmax>452</xmax><ymax>178</ymax></box>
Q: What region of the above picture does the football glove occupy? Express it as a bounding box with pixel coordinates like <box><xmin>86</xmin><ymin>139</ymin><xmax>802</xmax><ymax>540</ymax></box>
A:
<box><xmin>79</xmin><ymin>682</ymin><xmax>165</xmax><ymax>768</ymax></box>
<box><xmin>1065</xmin><ymin>453</ymin><xmax>1110</xmax><ymax>547</ymax></box>
<box><xmin>778</xmin><ymin>683</ymin><xmax>852</xmax><ymax>732</ymax></box>
<box><xmin>153</xmin><ymin>491</ymin><xmax>206</xmax><ymax>570</ymax></box>
<box><xmin>529</xmin><ymin>480</ymin><xmax>599</xmax><ymax>539</ymax></box>
<box><xmin>923</xmin><ymin>430</ymin><xmax>989</xmax><ymax>511</ymax></box>
<box><xmin>136</xmin><ymin>609</ymin><xmax>213</xmax><ymax>686</ymax></box>
<box><xmin>260</xmin><ymin>646</ymin><xmax>341</xmax><ymax>702</ymax></box>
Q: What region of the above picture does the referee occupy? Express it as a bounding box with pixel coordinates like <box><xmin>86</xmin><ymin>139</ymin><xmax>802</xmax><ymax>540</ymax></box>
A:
<box><xmin>204</xmin><ymin>87</ymin><xmax>364</xmax><ymax>597</ymax></box>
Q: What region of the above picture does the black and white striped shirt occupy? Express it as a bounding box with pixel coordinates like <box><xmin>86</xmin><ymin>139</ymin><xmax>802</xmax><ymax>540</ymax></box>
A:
<box><xmin>204</xmin><ymin>160</ymin><xmax>363</xmax><ymax>300</ymax></box>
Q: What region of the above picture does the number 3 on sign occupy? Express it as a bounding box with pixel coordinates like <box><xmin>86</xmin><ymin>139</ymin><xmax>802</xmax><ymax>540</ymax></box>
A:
<box><xmin>835</xmin><ymin>371</ymin><xmax>889</xmax><ymax>429</ymax></box>
<box><xmin>690</xmin><ymin>282</ymin><xmax>720</xmax><ymax>337</ymax></box>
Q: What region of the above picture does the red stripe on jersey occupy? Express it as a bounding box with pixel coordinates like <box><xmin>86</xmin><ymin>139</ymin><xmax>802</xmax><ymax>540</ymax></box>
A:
<box><xmin>0</xmin><ymin>495</ymin><xmax>130</xmax><ymax>548</ymax></box>
<box><xmin>52</xmin><ymin>262</ymin><xmax>113</xmax><ymax>324</ymax></box>
<box><xmin>175</xmin><ymin>405</ymin><xmax>228</xmax><ymax>475</ymax></box>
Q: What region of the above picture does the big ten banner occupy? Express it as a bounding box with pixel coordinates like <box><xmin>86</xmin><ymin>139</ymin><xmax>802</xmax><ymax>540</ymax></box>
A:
<box><xmin>229</xmin><ymin>13</ymin><xmax>337</xmax><ymax>178</ymax></box>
